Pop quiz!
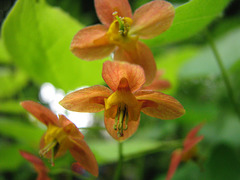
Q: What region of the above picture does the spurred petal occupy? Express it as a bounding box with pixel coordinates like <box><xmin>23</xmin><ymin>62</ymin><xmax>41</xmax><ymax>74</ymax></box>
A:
<box><xmin>184</xmin><ymin>124</ymin><xmax>203</xmax><ymax>144</ymax></box>
<box><xmin>71</xmin><ymin>162</ymin><xmax>85</xmax><ymax>175</ymax></box>
<box><xmin>102</xmin><ymin>61</ymin><xmax>145</xmax><ymax>92</ymax></box>
<box><xmin>59</xmin><ymin>115</ymin><xmax>84</xmax><ymax>139</ymax></box>
<box><xmin>60</xmin><ymin>85</ymin><xmax>112</xmax><ymax>112</ymax></box>
<box><xmin>71</xmin><ymin>25</ymin><xmax>115</xmax><ymax>60</ymax></box>
<box><xmin>135</xmin><ymin>90</ymin><xmax>185</xmax><ymax>120</ymax></box>
<box><xmin>104</xmin><ymin>115</ymin><xmax>140</xmax><ymax>141</ymax></box>
<box><xmin>183</xmin><ymin>124</ymin><xmax>204</xmax><ymax>153</ymax></box>
<box><xmin>114</xmin><ymin>41</ymin><xmax>156</xmax><ymax>84</ymax></box>
<box><xmin>21</xmin><ymin>101</ymin><xmax>59</xmax><ymax>126</ymax></box>
<box><xmin>130</xmin><ymin>0</ymin><xmax>175</xmax><ymax>39</ymax></box>
<box><xmin>68</xmin><ymin>136</ymin><xmax>99</xmax><ymax>177</ymax></box>
<box><xmin>166</xmin><ymin>149</ymin><xmax>182</xmax><ymax>180</ymax></box>
<box><xmin>94</xmin><ymin>0</ymin><xmax>132</xmax><ymax>27</ymax></box>
<box><xmin>142</xmin><ymin>70</ymin><xmax>171</xmax><ymax>91</ymax></box>
<box><xmin>19</xmin><ymin>151</ymin><xmax>50</xmax><ymax>180</ymax></box>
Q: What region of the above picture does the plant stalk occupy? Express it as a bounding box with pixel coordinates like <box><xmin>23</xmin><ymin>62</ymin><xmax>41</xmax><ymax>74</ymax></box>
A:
<box><xmin>114</xmin><ymin>142</ymin><xmax>123</xmax><ymax>180</ymax></box>
<box><xmin>206</xmin><ymin>30</ymin><xmax>240</xmax><ymax>120</ymax></box>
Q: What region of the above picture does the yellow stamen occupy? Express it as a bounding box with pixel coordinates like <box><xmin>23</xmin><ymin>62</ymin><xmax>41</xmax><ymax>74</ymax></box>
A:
<box><xmin>39</xmin><ymin>140</ymin><xmax>58</xmax><ymax>157</ymax></box>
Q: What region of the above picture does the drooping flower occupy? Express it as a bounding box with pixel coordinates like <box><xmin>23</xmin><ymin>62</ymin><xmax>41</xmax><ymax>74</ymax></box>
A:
<box><xmin>20</xmin><ymin>101</ymin><xmax>99</xmax><ymax>177</ymax></box>
<box><xmin>70</xmin><ymin>0</ymin><xmax>175</xmax><ymax>84</ymax></box>
<box><xmin>60</xmin><ymin>61</ymin><xmax>185</xmax><ymax>141</ymax></box>
<box><xmin>166</xmin><ymin>124</ymin><xmax>204</xmax><ymax>180</ymax></box>
<box><xmin>142</xmin><ymin>70</ymin><xmax>171</xmax><ymax>91</ymax></box>
<box><xmin>19</xmin><ymin>150</ymin><xmax>50</xmax><ymax>180</ymax></box>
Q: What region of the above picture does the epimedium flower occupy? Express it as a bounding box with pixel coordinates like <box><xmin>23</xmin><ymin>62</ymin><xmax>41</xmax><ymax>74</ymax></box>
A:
<box><xmin>19</xmin><ymin>150</ymin><xmax>50</xmax><ymax>180</ymax></box>
<box><xmin>20</xmin><ymin>101</ymin><xmax>99</xmax><ymax>177</ymax></box>
<box><xmin>70</xmin><ymin>0</ymin><xmax>175</xmax><ymax>84</ymax></box>
<box><xmin>166</xmin><ymin>124</ymin><xmax>204</xmax><ymax>180</ymax></box>
<box><xmin>60</xmin><ymin>61</ymin><xmax>185</xmax><ymax>141</ymax></box>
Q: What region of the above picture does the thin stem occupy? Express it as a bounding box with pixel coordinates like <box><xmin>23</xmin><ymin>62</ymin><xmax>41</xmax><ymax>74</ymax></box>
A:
<box><xmin>114</xmin><ymin>142</ymin><xmax>123</xmax><ymax>180</ymax></box>
<box><xmin>78</xmin><ymin>127</ymin><xmax>106</xmax><ymax>131</ymax></box>
<box><xmin>206</xmin><ymin>30</ymin><xmax>240</xmax><ymax>120</ymax></box>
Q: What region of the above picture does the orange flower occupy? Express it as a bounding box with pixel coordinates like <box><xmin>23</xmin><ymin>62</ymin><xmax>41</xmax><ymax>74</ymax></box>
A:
<box><xmin>142</xmin><ymin>70</ymin><xmax>171</xmax><ymax>91</ymax></box>
<box><xmin>20</xmin><ymin>101</ymin><xmax>99</xmax><ymax>177</ymax></box>
<box><xmin>60</xmin><ymin>61</ymin><xmax>185</xmax><ymax>141</ymax></box>
<box><xmin>70</xmin><ymin>0</ymin><xmax>175</xmax><ymax>84</ymax></box>
<box><xmin>166</xmin><ymin>124</ymin><xmax>204</xmax><ymax>180</ymax></box>
<box><xmin>19</xmin><ymin>150</ymin><xmax>50</xmax><ymax>180</ymax></box>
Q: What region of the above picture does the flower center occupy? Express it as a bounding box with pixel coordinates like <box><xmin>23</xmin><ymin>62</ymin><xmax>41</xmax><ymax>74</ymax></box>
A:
<box><xmin>39</xmin><ymin>139</ymin><xmax>59</xmax><ymax>166</ymax></box>
<box><xmin>39</xmin><ymin>125</ymin><xmax>65</xmax><ymax>166</ymax></box>
<box><xmin>112</xmin><ymin>11</ymin><xmax>131</xmax><ymax>36</ymax></box>
<box><xmin>114</xmin><ymin>103</ymin><xmax>129</xmax><ymax>137</ymax></box>
<box><xmin>107</xmin><ymin>11</ymin><xmax>138</xmax><ymax>48</ymax></box>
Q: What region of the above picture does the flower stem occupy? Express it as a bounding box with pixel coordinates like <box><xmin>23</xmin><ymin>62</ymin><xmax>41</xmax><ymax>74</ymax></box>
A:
<box><xmin>114</xmin><ymin>142</ymin><xmax>123</xmax><ymax>180</ymax></box>
<box><xmin>206</xmin><ymin>30</ymin><xmax>240</xmax><ymax>120</ymax></box>
<box><xmin>78</xmin><ymin>127</ymin><xmax>105</xmax><ymax>130</ymax></box>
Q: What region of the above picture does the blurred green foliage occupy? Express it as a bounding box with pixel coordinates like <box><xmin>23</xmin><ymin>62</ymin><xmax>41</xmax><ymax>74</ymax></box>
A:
<box><xmin>1</xmin><ymin>0</ymin><xmax>240</xmax><ymax>179</ymax></box>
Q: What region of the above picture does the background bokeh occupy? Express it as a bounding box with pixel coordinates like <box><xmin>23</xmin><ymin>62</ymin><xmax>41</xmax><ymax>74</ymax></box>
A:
<box><xmin>1</xmin><ymin>0</ymin><xmax>240</xmax><ymax>179</ymax></box>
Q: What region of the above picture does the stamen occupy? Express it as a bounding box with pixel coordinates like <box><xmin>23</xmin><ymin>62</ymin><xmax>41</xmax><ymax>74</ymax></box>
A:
<box><xmin>112</xmin><ymin>11</ymin><xmax>127</xmax><ymax>36</ymax></box>
<box><xmin>124</xmin><ymin>108</ymin><xmax>128</xmax><ymax>130</ymax></box>
<box><xmin>117</xmin><ymin>104</ymin><xmax>128</xmax><ymax>137</ymax></box>
<box><xmin>39</xmin><ymin>140</ymin><xmax>58</xmax><ymax>157</ymax></box>
<box><xmin>51</xmin><ymin>146</ymin><xmax>55</xmax><ymax>166</ymax></box>
<box><xmin>114</xmin><ymin>106</ymin><xmax>120</xmax><ymax>130</ymax></box>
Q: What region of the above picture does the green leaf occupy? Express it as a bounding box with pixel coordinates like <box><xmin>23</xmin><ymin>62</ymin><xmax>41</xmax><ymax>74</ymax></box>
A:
<box><xmin>0</xmin><ymin>68</ymin><xmax>28</xmax><ymax>99</ymax></box>
<box><xmin>2</xmin><ymin>0</ymin><xmax>104</xmax><ymax>92</ymax></box>
<box><xmin>0</xmin><ymin>100</ymin><xmax>25</xmax><ymax>114</ymax></box>
<box><xmin>180</xmin><ymin>28</ymin><xmax>240</xmax><ymax>78</ymax></box>
<box><xmin>0</xmin><ymin>144</ymin><xmax>24</xmax><ymax>171</ymax></box>
<box><xmin>89</xmin><ymin>139</ymin><xmax>180</xmax><ymax>164</ymax></box>
<box><xmin>144</xmin><ymin>0</ymin><xmax>231</xmax><ymax>46</ymax></box>
<box><xmin>177</xmin><ymin>97</ymin><xmax>219</xmax><ymax>124</ymax></box>
<box><xmin>156</xmin><ymin>46</ymin><xmax>197</xmax><ymax>94</ymax></box>
<box><xmin>0</xmin><ymin>38</ymin><xmax>11</xmax><ymax>64</ymax></box>
<box><xmin>205</xmin><ymin>144</ymin><xmax>240</xmax><ymax>180</ymax></box>
<box><xmin>167</xmin><ymin>161</ymin><xmax>201</xmax><ymax>180</ymax></box>
<box><xmin>0</xmin><ymin>118</ymin><xmax>44</xmax><ymax>148</ymax></box>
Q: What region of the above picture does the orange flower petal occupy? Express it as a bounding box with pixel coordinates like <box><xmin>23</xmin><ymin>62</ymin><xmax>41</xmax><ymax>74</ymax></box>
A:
<box><xmin>130</xmin><ymin>0</ymin><xmax>175</xmax><ymax>39</ymax></box>
<box><xmin>184</xmin><ymin>124</ymin><xmax>203</xmax><ymax>144</ymax></box>
<box><xmin>60</xmin><ymin>85</ymin><xmax>112</xmax><ymax>112</ymax></box>
<box><xmin>102</xmin><ymin>61</ymin><xmax>145</xmax><ymax>92</ymax></box>
<box><xmin>135</xmin><ymin>90</ymin><xmax>185</xmax><ymax>120</ymax></box>
<box><xmin>71</xmin><ymin>25</ymin><xmax>115</xmax><ymax>60</ymax></box>
<box><xmin>166</xmin><ymin>149</ymin><xmax>182</xmax><ymax>180</ymax></box>
<box><xmin>142</xmin><ymin>70</ymin><xmax>171</xmax><ymax>91</ymax></box>
<box><xmin>21</xmin><ymin>101</ymin><xmax>59</xmax><ymax>126</ymax></box>
<box><xmin>59</xmin><ymin>115</ymin><xmax>84</xmax><ymax>139</ymax></box>
<box><xmin>71</xmin><ymin>162</ymin><xmax>85</xmax><ymax>175</ymax></box>
<box><xmin>183</xmin><ymin>124</ymin><xmax>204</xmax><ymax>153</ymax></box>
<box><xmin>19</xmin><ymin>150</ymin><xmax>50</xmax><ymax>180</ymax></box>
<box><xmin>114</xmin><ymin>41</ymin><xmax>156</xmax><ymax>84</ymax></box>
<box><xmin>184</xmin><ymin>135</ymin><xmax>204</xmax><ymax>154</ymax></box>
<box><xmin>94</xmin><ymin>0</ymin><xmax>132</xmax><ymax>27</ymax></box>
<box><xmin>104</xmin><ymin>115</ymin><xmax>140</xmax><ymax>141</ymax></box>
<box><xmin>68</xmin><ymin>136</ymin><xmax>99</xmax><ymax>177</ymax></box>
